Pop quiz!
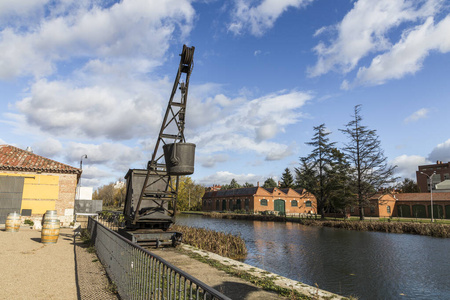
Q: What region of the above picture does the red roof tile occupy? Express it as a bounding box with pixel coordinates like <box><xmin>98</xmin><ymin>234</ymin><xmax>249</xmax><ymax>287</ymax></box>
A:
<box><xmin>394</xmin><ymin>192</ymin><xmax>450</xmax><ymax>201</ymax></box>
<box><xmin>0</xmin><ymin>145</ymin><xmax>80</xmax><ymax>175</ymax></box>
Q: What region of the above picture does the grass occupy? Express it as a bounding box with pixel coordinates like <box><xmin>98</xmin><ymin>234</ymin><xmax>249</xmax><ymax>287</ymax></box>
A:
<box><xmin>178</xmin><ymin>248</ymin><xmax>315</xmax><ymax>300</ymax></box>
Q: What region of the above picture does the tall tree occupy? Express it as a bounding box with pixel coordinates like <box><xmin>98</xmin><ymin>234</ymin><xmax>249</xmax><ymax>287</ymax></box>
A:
<box><xmin>93</xmin><ymin>183</ymin><xmax>115</xmax><ymax>206</ymax></box>
<box><xmin>280</xmin><ymin>168</ymin><xmax>295</xmax><ymax>188</ymax></box>
<box><xmin>340</xmin><ymin>105</ymin><xmax>397</xmax><ymax>220</ymax></box>
<box><xmin>221</xmin><ymin>178</ymin><xmax>242</xmax><ymax>190</ymax></box>
<box><xmin>177</xmin><ymin>176</ymin><xmax>205</xmax><ymax>211</ymax></box>
<box><xmin>398</xmin><ymin>178</ymin><xmax>420</xmax><ymax>193</ymax></box>
<box><xmin>327</xmin><ymin>148</ymin><xmax>355</xmax><ymax>214</ymax></box>
<box><xmin>295</xmin><ymin>124</ymin><xmax>343</xmax><ymax>218</ymax></box>
<box><xmin>262</xmin><ymin>177</ymin><xmax>278</xmax><ymax>188</ymax></box>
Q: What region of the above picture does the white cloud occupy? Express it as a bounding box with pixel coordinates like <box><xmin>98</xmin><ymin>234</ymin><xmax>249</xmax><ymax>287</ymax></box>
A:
<box><xmin>198</xmin><ymin>154</ymin><xmax>229</xmax><ymax>168</ymax></box>
<box><xmin>428</xmin><ymin>139</ymin><xmax>450</xmax><ymax>162</ymax></box>
<box><xmin>308</xmin><ymin>0</ymin><xmax>442</xmax><ymax>79</ymax></box>
<box><xmin>228</xmin><ymin>0</ymin><xmax>313</xmax><ymax>36</ymax></box>
<box><xmin>391</xmin><ymin>154</ymin><xmax>430</xmax><ymax>179</ymax></box>
<box><xmin>32</xmin><ymin>137</ymin><xmax>63</xmax><ymax>157</ymax></box>
<box><xmin>0</xmin><ymin>0</ymin><xmax>49</xmax><ymax>27</ymax></box>
<box><xmin>190</xmin><ymin>90</ymin><xmax>312</xmax><ymax>161</ymax></box>
<box><xmin>404</xmin><ymin>108</ymin><xmax>430</xmax><ymax>123</ymax></box>
<box><xmin>0</xmin><ymin>0</ymin><xmax>195</xmax><ymax>79</ymax></box>
<box><xmin>65</xmin><ymin>142</ymin><xmax>146</xmax><ymax>173</ymax></box>
<box><xmin>354</xmin><ymin>15</ymin><xmax>450</xmax><ymax>86</ymax></box>
<box><xmin>15</xmin><ymin>78</ymin><xmax>167</xmax><ymax>140</ymax></box>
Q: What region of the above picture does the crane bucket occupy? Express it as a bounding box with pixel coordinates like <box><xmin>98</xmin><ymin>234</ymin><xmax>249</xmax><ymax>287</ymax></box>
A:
<box><xmin>163</xmin><ymin>142</ymin><xmax>196</xmax><ymax>175</ymax></box>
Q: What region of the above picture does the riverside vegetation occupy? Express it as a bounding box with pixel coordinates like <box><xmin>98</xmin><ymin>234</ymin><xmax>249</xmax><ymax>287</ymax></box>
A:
<box><xmin>172</xmin><ymin>225</ymin><xmax>247</xmax><ymax>259</ymax></box>
<box><xmin>206</xmin><ymin>212</ymin><xmax>450</xmax><ymax>238</ymax></box>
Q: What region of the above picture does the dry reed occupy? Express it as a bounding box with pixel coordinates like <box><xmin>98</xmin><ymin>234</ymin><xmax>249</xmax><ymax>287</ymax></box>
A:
<box><xmin>172</xmin><ymin>225</ymin><xmax>247</xmax><ymax>259</ymax></box>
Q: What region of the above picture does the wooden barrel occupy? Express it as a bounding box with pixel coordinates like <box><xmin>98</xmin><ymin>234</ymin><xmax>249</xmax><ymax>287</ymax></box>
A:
<box><xmin>5</xmin><ymin>212</ymin><xmax>21</xmax><ymax>232</ymax></box>
<box><xmin>41</xmin><ymin>219</ymin><xmax>60</xmax><ymax>244</ymax></box>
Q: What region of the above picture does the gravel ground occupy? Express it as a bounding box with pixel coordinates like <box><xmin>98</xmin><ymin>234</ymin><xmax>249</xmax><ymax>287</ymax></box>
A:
<box><xmin>0</xmin><ymin>226</ymin><xmax>118</xmax><ymax>300</ymax></box>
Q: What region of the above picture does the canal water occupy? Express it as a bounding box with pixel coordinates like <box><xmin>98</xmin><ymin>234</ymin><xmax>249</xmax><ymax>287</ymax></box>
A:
<box><xmin>175</xmin><ymin>214</ymin><xmax>450</xmax><ymax>300</ymax></box>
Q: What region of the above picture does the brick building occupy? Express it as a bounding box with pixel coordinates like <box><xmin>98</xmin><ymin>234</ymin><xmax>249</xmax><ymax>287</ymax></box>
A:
<box><xmin>0</xmin><ymin>145</ymin><xmax>81</xmax><ymax>225</ymax></box>
<box><xmin>348</xmin><ymin>192</ymin><xmax>450</xmax><ymax>219</ymax></box>
<box><xmin>202</xmin><ymin>185</ymin><xmax>317</xmax><ymax>215</ymax></box>
<box><xmin>416</xmin><ymin>161</ymin><xmax>450</xmax><ymax>192</ymax></box>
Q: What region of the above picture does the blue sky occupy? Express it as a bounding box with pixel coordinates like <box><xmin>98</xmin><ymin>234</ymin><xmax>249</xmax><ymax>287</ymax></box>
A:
<box><xmin>1</xmin><ymin>0</ymin><xmax>450</xmax><ymax>188</ymax></box>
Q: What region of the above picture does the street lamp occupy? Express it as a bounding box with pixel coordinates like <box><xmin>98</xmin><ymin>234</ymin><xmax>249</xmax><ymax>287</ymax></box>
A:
<box><xmin>79</xmin><ymin>154</ymin><xmax>88</xmax><ymax>187</ymax></box>
<box><xmin>420</xmin><ymin>171</ymin><xmax>436</xmax><ymax>223</ymax></box>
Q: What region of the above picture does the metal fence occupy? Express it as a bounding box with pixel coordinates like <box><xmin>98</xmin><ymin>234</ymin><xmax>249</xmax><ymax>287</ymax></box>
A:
<box><xmin>87</xmin><ymin>217</ymin><xmax>231</xmax><ymax>300</ymax></box>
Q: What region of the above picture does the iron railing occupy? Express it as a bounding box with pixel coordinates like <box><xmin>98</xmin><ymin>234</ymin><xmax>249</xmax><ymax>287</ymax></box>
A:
<box><xmin>87</xmin><ymin>217</ymin><xmax>231</xmax><ymax>300</ymax></box>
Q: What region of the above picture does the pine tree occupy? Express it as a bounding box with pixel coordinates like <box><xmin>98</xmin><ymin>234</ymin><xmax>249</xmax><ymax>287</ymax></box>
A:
<box><xmin>340</xmin><ymin>105</ymin><xmax>397</xmax><ymax>220</ymax></box>
<box><xmin>295</xmin><ymin>124</ymin><xmax>340</xmax><ymax>218</ymax></box>
<box><xmin>280</xmin><ymin>168</ymin><xmax>294</xmax><ymax>188</ymax></box>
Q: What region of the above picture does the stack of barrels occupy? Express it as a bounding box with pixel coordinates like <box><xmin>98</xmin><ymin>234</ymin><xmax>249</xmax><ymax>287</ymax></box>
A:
<box><xmin>5</xmin><ymin>212</ymin><xmax>21</xmax><ymax>232</ymax></box>
<box><xmin>41</xmin><ymin>210</ymin><xmax>60</xmax><ymax>244</ymax></box>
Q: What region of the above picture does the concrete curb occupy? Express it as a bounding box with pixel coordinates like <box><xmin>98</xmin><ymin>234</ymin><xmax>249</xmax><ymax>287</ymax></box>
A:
<box><xmin>181</xmin><ymin>244</ymin><xmax>346</xmax><ymax>300</ymax></box>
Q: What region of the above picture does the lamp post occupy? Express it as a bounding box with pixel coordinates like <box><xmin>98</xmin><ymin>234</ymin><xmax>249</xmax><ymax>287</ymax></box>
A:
<box><xmin>421</xmin><ymin>171</ymin><xmax>436</xmax><ymax>223</ymax></box>
<box><xmin>79</xmin><ymin>154</ymin><xmax>87</xmax><ymax>187</ymax></box>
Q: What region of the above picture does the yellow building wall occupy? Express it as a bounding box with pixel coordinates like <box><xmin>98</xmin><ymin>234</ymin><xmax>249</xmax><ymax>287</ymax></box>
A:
<box><xmin>0</xmin><ymin>173</ymin><xmax>59</xmax><ymax>214</ymax></box>
<box><xmin>21</xmin><ymin>200</ymin><xmax>56</xmax><ymax>214</ymax></box>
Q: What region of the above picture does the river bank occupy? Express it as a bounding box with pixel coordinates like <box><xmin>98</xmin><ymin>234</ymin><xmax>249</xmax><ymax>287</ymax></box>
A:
<box><xmin>186</xmin><ymin>212</ymin><xmax>450</xmax><ymax>238</ymax></box>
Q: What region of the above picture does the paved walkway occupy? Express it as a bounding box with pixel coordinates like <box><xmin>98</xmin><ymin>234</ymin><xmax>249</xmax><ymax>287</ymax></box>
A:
<box><xmin>0</xmin><ymin>226</ymin><xmax>118</xmax><ymax>300</ymax></box>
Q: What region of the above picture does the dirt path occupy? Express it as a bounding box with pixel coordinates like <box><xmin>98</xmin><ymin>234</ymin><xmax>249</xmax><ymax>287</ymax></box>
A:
<box><xmin>0</xmin><ymin>226</ymin><xmax>118</xmax><ymax>300</ymax></box>
<box><xmin>152</xmin><ymin>247</ymin><xmax>285</xmax><ymax>300</ymax></box>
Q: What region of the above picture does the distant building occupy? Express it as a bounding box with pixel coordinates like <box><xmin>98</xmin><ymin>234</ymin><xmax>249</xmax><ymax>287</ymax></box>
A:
<box><xmin>202</xmin><ymin>185</ymin><xmax>317</xmax><ymax>215</ymax></box>
<box><xmin>416</xmin><ymin>161</ymin><xmax>450</xmax><ymax>192</ymax></box>
<box><xmin>205</xmin><ymin>184</ymin><xmax>221</xmax><ymax>192</ymax></box>
<box><xmin>348</xmin><ymin>192</ymin><xmax>450</xmax><ymax>219</ymax></box>
<box><xmin>114</xmin><ymin>180</ymin><xmax>125</xmax><ymax>189</ymax></box>
<box><xmin>435</xmin><ymin>180</ymin><xmax>450</xmax><ymax>192</ymax></box>
<box><xmin>0</xmin><ymin>144</ymin><xmax>80</xmax><ymax>225</ymax></box>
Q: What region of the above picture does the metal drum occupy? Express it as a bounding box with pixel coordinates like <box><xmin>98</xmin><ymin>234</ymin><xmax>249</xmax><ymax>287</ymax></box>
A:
<box><xmin>5</xmin><ymin>212</ymin><xmax>21</xmax><ymax>232</ymax></box>
<box><xmin>163</xmin><ymin>143</ymin><xmax>196</xmax><ymax>175</ymax></box>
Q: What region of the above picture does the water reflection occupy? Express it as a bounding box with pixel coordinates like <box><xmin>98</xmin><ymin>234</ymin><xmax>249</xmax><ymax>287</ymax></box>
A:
<box><xmin>175</xmin><ymin>214</ymin><xmax>450</xmax><ymax>300</ymax></box>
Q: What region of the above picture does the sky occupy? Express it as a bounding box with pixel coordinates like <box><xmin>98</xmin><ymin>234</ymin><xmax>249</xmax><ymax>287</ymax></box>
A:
<box><xmin>1</xmin><ymin>0</ymin><xmax>450</xmax><ymax>189</ymax></box>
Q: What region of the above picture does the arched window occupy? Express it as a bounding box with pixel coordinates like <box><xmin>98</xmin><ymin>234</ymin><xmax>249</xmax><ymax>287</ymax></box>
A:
<box><xmin>291</xmin><ymin>200</ymin><xmax>298</xmax><ymax>207</ymax></box>
<box><xmin>260</xmin><ymin>199</ymin><xmax>268</xmax><ymax>206</ymax></box>
<box><xmin>387</xmin><ymin>206</ymin><xmax>391</xmax><ymax>214</ymax></box>
<box><xmin>305</xmin><ymin>200</ymin><xmax>312</xmax><ymax>207</ymax></box>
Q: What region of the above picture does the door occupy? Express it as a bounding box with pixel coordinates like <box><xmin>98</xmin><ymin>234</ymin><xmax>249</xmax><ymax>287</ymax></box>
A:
<box><xmin>0</xmin><ymin>176</ymin><xmax>25</xmax><ymax>223</ymax></box>
<box><xmin>274</xmin><ymin>199</ymin><xmax>285</xmax><ymax>214</ymax></box>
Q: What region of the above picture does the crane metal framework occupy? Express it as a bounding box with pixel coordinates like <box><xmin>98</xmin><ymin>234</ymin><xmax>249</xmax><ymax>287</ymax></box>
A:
<box><xmin>121</xmin><ymin>45</ymin><xmax>195</xmax><ymax>246</ymax></box>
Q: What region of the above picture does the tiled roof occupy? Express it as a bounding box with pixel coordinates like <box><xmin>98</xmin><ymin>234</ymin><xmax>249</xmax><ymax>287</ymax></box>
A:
<box><xmin>394</xmin><ymin>192</ymin><xmax>450</xmax><ymax>201</ymax></box>
<box><xmin>0</xmin><ymin>145</ymin><xmax>81</xmax><ymax>175</ymax></box>
<box><xmin>203</xmin><ymin>187</ymin><xmax>259</xmax><ymax>198</ymax></box>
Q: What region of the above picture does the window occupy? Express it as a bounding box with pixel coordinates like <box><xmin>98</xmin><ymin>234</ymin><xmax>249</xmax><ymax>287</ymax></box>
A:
<box><xmin>260</xmin><ymin>199</ymin><xmax>268</xmax><ymax>206</ymax></box>
<box><xmin>387</xmin><ymin>206</ymin><xmax>391</xmax><ymax>214</ymax></box>
<box><xmin>291</xmin><ymin>200</ymin><xmax>298</xmax><ymax>207</ymax></box>
<box><xmin>370</xmin><ymin>206</ymin><xmax>375</xmax><ymax>213</ymax></box>
<box><xmin>305</xmin><ymin>201</ymin><xmax>312</xmax><ymax>207</ymax></box>
<box><xmin>445</xmin><ymin>173</ymin><xmax>449</xmax><ymax>180</ymax></box>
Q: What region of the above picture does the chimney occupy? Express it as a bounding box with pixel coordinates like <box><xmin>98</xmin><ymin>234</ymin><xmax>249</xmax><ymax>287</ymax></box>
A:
<box><xmin>25</xmin><ymin>146</ymin><xmax>33</xmax><ymax>153</ymax></box>
<box><xmin>278</xmin><ymin>181</ymin><xmax>281</xmax><ymax>187</ymax></box>
<box><xmin>257</xmin><ymin>181</ymin><xmax>260</xmax><ymax>187</ymax></box>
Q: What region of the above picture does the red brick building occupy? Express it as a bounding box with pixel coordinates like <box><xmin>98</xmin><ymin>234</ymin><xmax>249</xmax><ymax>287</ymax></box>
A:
<box><xmin>202</xmin><ymin>186</ymin><xmax>317</xmax><ymax>215</ymax></box>
<box><xmin>348</xmin><ymin>192</ymin><xmax>450</xmax><ymax>219</ymax></box>
<box><xmin>416</xmin><ymin>161</ymin><xmax>450</xmax><ymax>192</ymax></box>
